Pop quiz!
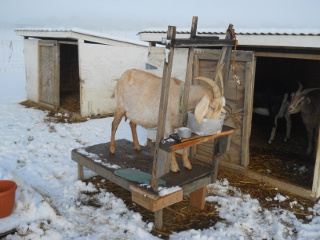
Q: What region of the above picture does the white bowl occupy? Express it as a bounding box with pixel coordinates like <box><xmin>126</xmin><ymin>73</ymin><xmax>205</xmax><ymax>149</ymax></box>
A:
<box><xmin>178</xmin><ymin>127</ymin><xmax>192</xmax><ymax>138</ymax></box>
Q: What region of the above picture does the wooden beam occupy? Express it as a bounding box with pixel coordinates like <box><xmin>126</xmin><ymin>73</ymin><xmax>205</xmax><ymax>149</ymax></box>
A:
<box><xmin>151</xmin><ymin>26</ymin><xmax>176</xmax><ymax>191</ymax></box>
<box><xmin>173</xmin><ymin>39</ymin><xmax>236</xmax><ymax>48</ymax></box>
<box><xmin>312</xmin><ymin>123</ymin><xmax>320</xmax><ymax>198</ymax></box>
<box><xmin>160</xmin><ymin>126</ymin><xmax>235</xmax><ymax>152</ymax></box>
<box><xmin>155</xmin><ymin>210</ymin><xmax>163</xmax><ymax>229</ymax></box>
<box><xmin>189</xmin><ymin>186</ymin><xmax>206</xmax><ymax>210</ymax></box>
<box><xmin>245</xmin><ymin>169</ymin><xmax>315</xmax><ymax>200</ymax></box>
<box><xmin>130</xmin><ymin>185</ymin><xmax>183</xmax><ymax>212</ymax></box>
<box><xmin>254</xmin><ymin>52</ymin><xmax>320</xmax><ymax>60</ymax></box>
<box><xmin>181</xmin><ymin>16</ymin><xmax>198</xmax><ymax>126</ymax></box>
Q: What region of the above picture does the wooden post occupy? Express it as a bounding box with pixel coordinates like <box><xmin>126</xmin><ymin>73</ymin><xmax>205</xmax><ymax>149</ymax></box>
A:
<box><xmin>214</xmin><ymin>24</ymin><xmax>235</xmax><ymax>92</ymax></box>
<box><xmin>212</xmin><ymin>139</ymin><xmax>221</xmax><ymax>183</ymax></box>
<box><xmin>181</xmin><ymin>16</ymin><xmax>198</xmax><ymax>126</ymax></box>
<box><xmin>189</xmin><ymin>186</ymin><xmax>206</xmax><ymax>210</ymax></box>
<box><xmin>155</xmin><ymin>210</ymin><xmax>163</xmax><ymax>229</ymax></box>
<box><xmin>312</xmin><ymin>122</ymin><xmax>320</xmax><ymax>198</ymax></box>
<box><xmin>151</xmin><ymin>26</ymin><xmax>176</xmax><ymax>191</ymax></box>
<box><xmin>78</xmin><ymin>164</ymin><xmax>84</xmax><ymax>180</ymax></box>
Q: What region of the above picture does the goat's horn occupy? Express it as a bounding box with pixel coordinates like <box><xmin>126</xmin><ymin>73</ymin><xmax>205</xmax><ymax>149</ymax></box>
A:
<box><xmin>195</xmin><ymin>76</ymin><xmax>222</xmax><ymax>99</ymax></box>
<box><xmin>297</xmin><ymin>81</ymin><xmax>303</xmax><ymax>93</ymax></box>
<box><xmin>301</xmin><ymin>88</ymin><xmax>320</xmax><ymax>95</ymax></box>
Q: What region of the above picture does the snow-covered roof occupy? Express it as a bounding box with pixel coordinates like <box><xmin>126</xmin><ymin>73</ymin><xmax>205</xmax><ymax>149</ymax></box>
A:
<box><xmin>138</xmin><ymin>28</ymin><xmax>320</xmax><ymax>49</ymax></box>
<box><xmin>15</xmin><ymin>27</ymin><xmax>147</xmax><ymax>47</ymax></box>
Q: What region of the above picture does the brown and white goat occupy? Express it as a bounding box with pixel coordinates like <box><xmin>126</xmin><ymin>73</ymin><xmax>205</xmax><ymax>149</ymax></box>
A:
<box><xmin>110</xmin><ymin>67</ymin><xmax>224</xmax><ymax>172</ymax></box>
<box><xmin>288</xmin><ymin>82</ymin><xmax>320</xmax><ymax>155</ymax></box>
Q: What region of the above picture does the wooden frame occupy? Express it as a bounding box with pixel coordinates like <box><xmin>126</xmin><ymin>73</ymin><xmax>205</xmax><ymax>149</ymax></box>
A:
<box><xmin>38</xmin><ymin>40</ymin><xmax>60</xmax><ymax>110</ymax></box>
<box><xmin>71</xmin><ymin>17</ymin><xmax>237</xmax><ymax>229</ymax></box>
<box><xmin>248</xmin><ymin>52</ymin><xmax>320</xmax><ymax>200</ymax></box>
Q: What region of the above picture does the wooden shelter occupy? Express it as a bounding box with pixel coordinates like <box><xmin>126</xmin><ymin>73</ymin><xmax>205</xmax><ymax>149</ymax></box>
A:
<box><xmin>15</xmin><ymin>28</ymin><xmax>148</xmax><ymax>117</ymax></box>
<box><xmin>139</xmin><ymin>26</ymin><xmax>320</xmax><ymax>200</ymax></box>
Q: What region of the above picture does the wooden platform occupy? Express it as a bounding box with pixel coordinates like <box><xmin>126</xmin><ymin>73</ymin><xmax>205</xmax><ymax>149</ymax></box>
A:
<box><xmin>72</xmin><ymin>139</ymin><xmax>213</xmax><ymax>197</ymax></box>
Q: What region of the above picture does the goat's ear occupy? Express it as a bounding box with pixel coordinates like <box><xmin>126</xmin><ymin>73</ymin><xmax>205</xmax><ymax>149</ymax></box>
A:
<box><xmin>195</xmin><ymin>96</ymin><xmax>210</xmax><ymax>124</ymax></box>
<box><xmin>306</xmin><ymin>97</ymin><xmax>311</xmax><ymax>104</ymax></box>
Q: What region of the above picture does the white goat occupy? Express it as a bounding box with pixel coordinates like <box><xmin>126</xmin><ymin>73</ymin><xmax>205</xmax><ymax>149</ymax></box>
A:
<box><xmin>288</xmin><ymin>82</ymin><xmax>320</xmax><ymax>155</ymax></box>
<box><xmin>110</xmin><ymin>67</ymin><xmax>224</xmax><ymax>172</ymax></box>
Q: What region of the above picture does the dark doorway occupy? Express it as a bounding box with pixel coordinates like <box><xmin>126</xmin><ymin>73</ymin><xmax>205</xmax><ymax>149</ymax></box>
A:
<box><xmin>59</xmin><ymin>43</ymin><xmax>80</xmax><ymax>113</ymax></box>
<box><xmin>249</xmin><ymin>57</ymin><xmax>320</xmax><ymax>188</ymax></box>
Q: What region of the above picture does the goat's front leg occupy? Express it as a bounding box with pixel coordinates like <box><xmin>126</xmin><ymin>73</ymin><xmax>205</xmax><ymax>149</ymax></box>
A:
<box><xmin>170</xmin><ymin>152</ymin><xmax>180</xmax><ymax>172</ymax></box>
<box><xmin>182</xmin><ymin>147</ymin><xmax>192</xmax><ymax>170</ymax></box>
<box><xmin>110</xmin><ymin>107</ymin><xmax>125</xmax><ymax>154</ymax></box>
<box><xmin>284</xmin><ymin>113</ymin><xmax>291</xmax><ymax>142</ymax></box>
<box><xmin>129</xmin><ymin>121</ymin><xmax>141</xmax><ymax>152</ymax></box>
<box><xmin>306</xmin><ymin>126</ymin><xmax>314</xmax><ymax>155</ymax></box>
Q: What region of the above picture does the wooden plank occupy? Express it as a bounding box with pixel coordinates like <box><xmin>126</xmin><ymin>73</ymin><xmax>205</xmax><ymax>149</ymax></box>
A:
<box><xmin>130</xmin><ymin>185</ymin><xmax>183</xmax><ymax>212</ymax></box>
<box><xmin>160</xmin><ymin>126</ymin><xmax>235</xmax><ymax>152</ymax></box>
<box><xmin>241</xmin><ymin>58</ymin><xmax>256</xmax><ymax>167</ymax></box>
<box><xmin>312</xmin><ymin>123</ymin><xmax>320</xmax><ymax>198</ymax></box>
<box><xmin>38</xmin><ymin>40</ymin><xmax>60</xmax><ymax>110</ymax></box>
<box><xmin>189</xmin><ymin>186</ymin><xmax>206</xmax><ymax>210</ymax></box>
<box><xmin>72</xmin><ymin>150</ymin><xmax>134</xmax><ymax>192</ymax></box>
<box><xmin>180</xmin><ymin>174</ymin><xmax>211</xmax><ymax>195</ymax></box>
<box><xmin>181</xmin><ymin>49</ymin><xmax>195</xmax><ymax>126</ymax></box>
<box><xmin>245</xmin><ymin>169</ymin><xmax>315</xmax><ymax>200</ymax></box>
<box><xmin>155</xmin><ymin>149</ymin><xmax>171</xmax><ymax>179</ymax></box>
<box><xmin>174</xmin><ymin>39</ymin><xmax>236</xmax><ymax>48</ymax></box>
<box><xmin>71</xmin><ymin>139</ymin><xmax>213</xmax><ymax>194</ymax></box>
<box><xmin>152</xmin><ymin>26</ymin><xmax>176</xmax><ymax>190</ymax></box>
<box><xmin>130</xmin><ymin>185</ymin><xmax>158</xmax><ymax>200</ymax></box>
<box><xmin>254</xmin><ymin>52</ymin><xmax>320</xmax><ymax>60</ymax></box>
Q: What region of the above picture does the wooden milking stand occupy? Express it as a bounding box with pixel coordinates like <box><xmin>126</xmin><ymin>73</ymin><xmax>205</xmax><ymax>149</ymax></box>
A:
<box><xmin>72</xmin><ymin>17</ymin><xmax>237</xmax><ymax>229</ymax></box>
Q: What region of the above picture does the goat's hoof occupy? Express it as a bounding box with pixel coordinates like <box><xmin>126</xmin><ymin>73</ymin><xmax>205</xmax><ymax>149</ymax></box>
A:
<box><xmin>170</xmin><ymin>166</ymin><xmax>180</xmax><ymax>173</ymax></box>
<box><xmin>109</xmin><ymin>147</ymin><xmax>115</xmax><ymax>154</ymax></box>
<box><xmin>135</xmin><ymin>147</ymin><xmax>142</xmax><ymax>152</ymax></box>
<box><xmin>184</xmin><ymin>164</ymin><xmax>192</xmax><ymax>170</ymax></box>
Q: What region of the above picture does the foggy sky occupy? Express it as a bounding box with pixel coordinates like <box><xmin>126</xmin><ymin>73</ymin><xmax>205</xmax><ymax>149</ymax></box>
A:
<box><xmin>1</xmin><ymin>0</ymin><xmax>320</xmax><ymax>32</ymax></box>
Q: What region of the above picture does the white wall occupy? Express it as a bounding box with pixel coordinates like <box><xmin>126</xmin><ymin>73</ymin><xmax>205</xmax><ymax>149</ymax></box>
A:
<box><xmin>78</xmin><ymin>41</ymin><xmax>148</xmax><ymax>116</ymax></box>
<box><xmin>23</xmin><ymin>39</ymin><xmax>39</xmax><ymax>103</ymax></box>
<box><xmin>146</xmin><ymin>47</ymin><xmax>188</xmax><ymax>80</ymax></box>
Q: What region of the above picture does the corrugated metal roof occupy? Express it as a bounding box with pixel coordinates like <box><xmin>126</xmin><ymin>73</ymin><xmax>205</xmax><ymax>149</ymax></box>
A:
<box><xmin>15</xmin><ymin>27</ymin><xmax>147</xmax><ymax>46</ymax></box>
<box><xmin>138</xmin><ymin>29</ymin><xmax>320</xmax><ymax>36</ymax></box>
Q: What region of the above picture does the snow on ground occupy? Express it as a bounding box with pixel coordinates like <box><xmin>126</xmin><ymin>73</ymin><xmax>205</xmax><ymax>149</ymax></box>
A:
<box><xmin>1</xmin><ymin>71</ymin><xmax>320</xmax><ymax>239</ymax></box>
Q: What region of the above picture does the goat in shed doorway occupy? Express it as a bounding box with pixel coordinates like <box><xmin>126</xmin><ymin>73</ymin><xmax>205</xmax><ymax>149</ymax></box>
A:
<box><xmin>253</xmin><ymin>88</ymin><xmax>291</xmax><ymax>144</ymax></box>
<box><xmin>288</xmin><ymin>82</ymin><xmax>320</xmax><ymax>156</ymax></box>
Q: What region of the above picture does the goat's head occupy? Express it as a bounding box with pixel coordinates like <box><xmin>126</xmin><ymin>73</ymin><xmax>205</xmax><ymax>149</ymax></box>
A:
<box><xmin>193</xmin><ymin>64</ymin><xmax>225</xmax><ymax>123</ymax></box>
<box><xmin>288</xmin><ymin>82</ymin><xmax>320</xmax><ymax>114</ymax></box>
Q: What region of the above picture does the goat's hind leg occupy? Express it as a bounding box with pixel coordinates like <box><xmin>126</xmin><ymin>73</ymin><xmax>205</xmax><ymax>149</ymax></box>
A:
<box><xmin>129</xmin><ymin>121</ymin><xmax>142</xmax><ymax>152</ymax></box>
<box><xmin>268</xmin><ymin>117</ymin><xmax>278</xmax><ymax>144</ymax></box>
<box><xmin>110</xmin><ymin>107</ymin><xmax>125</xmax><ymax>154</ymax></box>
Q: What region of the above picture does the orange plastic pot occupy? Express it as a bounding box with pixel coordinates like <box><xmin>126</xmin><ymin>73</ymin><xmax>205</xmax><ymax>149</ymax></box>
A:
<box><xmin>0</xmin><ymin>180</ymin><xmax>17</xmax><ymax>218</ymax></box>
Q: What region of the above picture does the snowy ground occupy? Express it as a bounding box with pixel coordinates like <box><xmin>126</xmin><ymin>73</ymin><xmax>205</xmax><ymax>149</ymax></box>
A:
<box><xmin>1</xmin><ymin>59</ymin><xmax>320</xmax><ymax>239</ymax></box>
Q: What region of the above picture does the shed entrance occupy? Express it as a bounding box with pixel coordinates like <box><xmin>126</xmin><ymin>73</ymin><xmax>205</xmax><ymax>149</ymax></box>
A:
<box><xmin>59</xmin><ymin>43</ymin><xmax>80</xmax><ymax>113</ymax></box>
<box><xmin>39</xmin><ymin>41</ymin><xmax>80</xmax><ymax>113</ymax></box>
<box><xmin>250</xmin><ymin>56</ymin><xmax>320</xmax><ymax>189</ymax></box>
